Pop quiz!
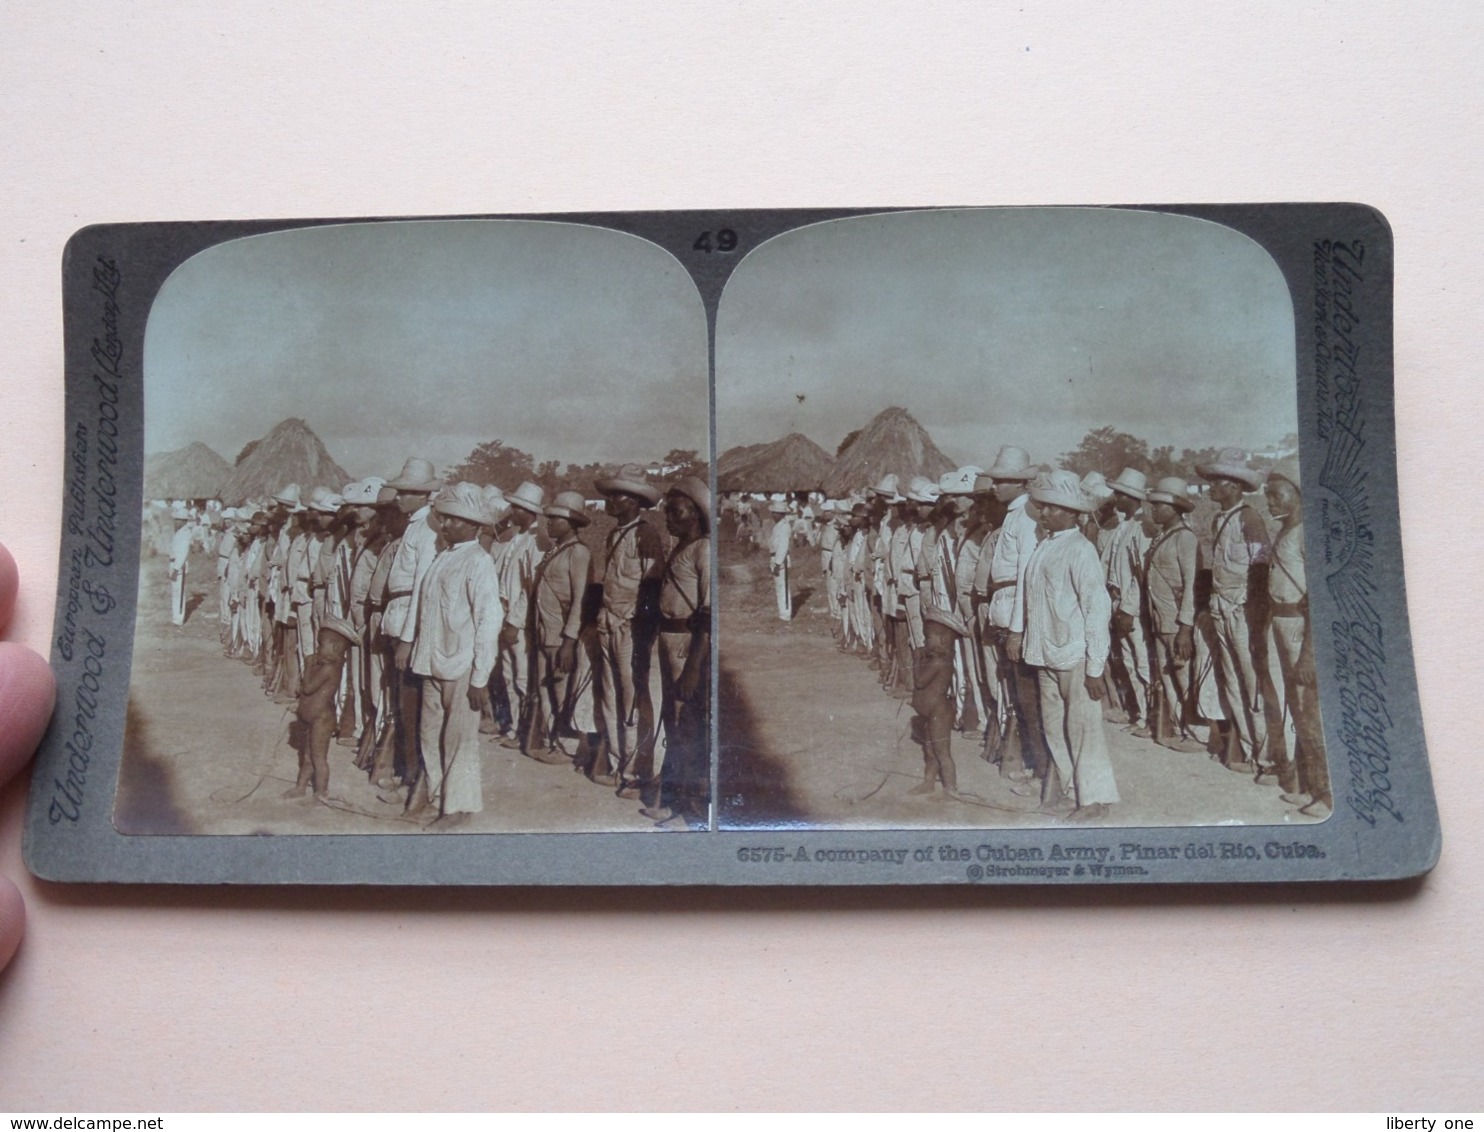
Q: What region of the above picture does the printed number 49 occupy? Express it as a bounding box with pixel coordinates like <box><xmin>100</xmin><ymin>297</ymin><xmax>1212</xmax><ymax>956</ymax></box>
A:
<box><xmin>694</xmin><ymin>229</ymin><xmax>738</xmax><ymax>253</ymax></box>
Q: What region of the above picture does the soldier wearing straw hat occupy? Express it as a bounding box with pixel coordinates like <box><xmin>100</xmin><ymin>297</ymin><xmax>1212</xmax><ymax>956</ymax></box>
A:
<box><xmin>528</xmin><ymin>490</ymin><xmax>596</xmax><ymax>765</ymax></box>
<box><xmin>593</xmin><ymin>464</ymin><xmax>665</xmax><ymax>791</ymax></box>
<box><xmin>1142</xmin><ymin>477</ymin><xmax>1206</xmax><ymax>753</ymax></box>
<box><xmin>410</xmin><ymin>482</ymin><xmax>504</xmax><ymax>822</ymax></box>
<box><xmin>768</xmin><ymin>498</ymin><xmax>794</xmax><ymax>621</ymax></box>
<box><xmin>168</xmin><ymin>501</ymin><xmax>193</xmax><ymax>627</ymax></box>
<box><xmin>982</xmin><ymin>446</ymin><xmax>1050</xmax><ymax>785</ymax></box>
<box><xmin>495</xmin><ymin>481</ymin><xmax>546</xmax><ymax>752</ymax></box>
<box><xmin>1021</xmin><ymin>470</ymin><xmax>1119</xmax><ymax>820</ymax></box>
<box><xmin>1104</xmin><ymin>467</ymin><xmax>1154</xmax><ymax>736</ymax></box>
<box><xmin>1262</xmin><ymin>455</ymin><xmax>1331</xmax><ymax>816</ymax></box>
<box><xmin>1195</xmin><ymin>447</ymin><xmax>1271</xmax><ymax>774</ymax></box>
<box><xmin>648</xmin><ymin>476</ymin><xmax>712</xmax><ymax>827</ymax></box>
<box><xmin>379</xmin><ymin>457</ymin><xmax>444</xmax><ymax>808</ymax></box>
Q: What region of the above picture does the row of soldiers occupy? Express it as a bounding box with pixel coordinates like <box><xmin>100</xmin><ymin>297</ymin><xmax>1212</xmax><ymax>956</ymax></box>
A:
<box><xmin>166</xmin><ymin>457</ymin><xmax>712</xmax><ymax>829</ymax></box>
<box><xmin>771</xmin><ymin>444</ymin><xmax>1330</xmax><ymax>823</ymax></box>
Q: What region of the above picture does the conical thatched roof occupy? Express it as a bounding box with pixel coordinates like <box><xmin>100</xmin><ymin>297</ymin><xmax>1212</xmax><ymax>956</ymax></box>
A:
<box><xmin>143</xmin><ymin>441</ymin><xmax>232</xmax><ymax>500</ymax></box>
<box><xmin>822</xmin><ymin>406</ymin><xmax>956</xmax><ymax>497</ymax></box>
<box><xmin>221</xmin><ymin>418</ymin><xmax>352</xmax><ymax>504</ymax></box>
<box><xmin>717</xmin><ymin>432</ymin><xmax>836</xmax><ymax>494</ymax></box>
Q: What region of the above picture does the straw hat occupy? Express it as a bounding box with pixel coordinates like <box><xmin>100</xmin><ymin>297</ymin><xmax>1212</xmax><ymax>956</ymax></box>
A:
<box><xmin>434</xmin><ymin>481</ymin><xmax>494</xmax><ymax>526</ymax></box>
<box><xmin>905</xmin><ymin>475</ymin><xmax>941</xmax><ymax>505</ymax></box>
<box><xmin>307</xmin><ymin>486</ymin><xmax>343</xmax><ymax>514</ymax></box>
<box><xmin>1146</xmin><ymin>476</ymin><xmax>1196</xmax><ymax>512</ymax></box>
<box><xmin>939</xmin><ymin>466</ymin><xmax>984</xmax><ymax>496</ymax></box>
<box><xmin>375</xmin><ymin>485</ymin><xmax>399</xmax><ymax>506</ymax></box>
<box><xmin>387</xmin><ymin>457</ymin><xmax>442</xmax><ymax>493</ymax></box>
<box><xmin>544</xmin><ymin>489</ymin><xmax>591</xmax><ymax>527</ymax></box>
<box><xmin>341</xmin><ymin>477</ymin><xmax>386</xmax><ymax>506</ymax></box>
<box><xmin>984</xmin><ymin>445</ymin><xmax>1035</xmax><ymax>481</ymax></box>
<box><xmin>1268</xmin><ymin>454</ymin><xmax>1301</xmax><ymax>491</ymax></box>
<box><xmin>595</xmin><ymin>463</ymin><xmax>661</xmax><ymax>506</ymax></box>
<box><xmin>481</xmin><ymin>485</ymin><xmax>511</xmax><ymax>524</ymax></box>
<box><xmin>1029</xmin><ymin>469</ymin><xmax>1094</xmax><ymax>514</ymax></box>
<box><xmin>317</xmin><ymin>615</ymin><xmax>360</xmax><ymax>646</ymax></box>
<box><xmin>769</xmin><ymin>499</ymin><xmax>790</xmax><ymax>514</ymax></box>
<box><xmin>1195</xmin><ymin>447</ymin><xmax>1265</xmax><ymax>491</ymax></box>
<box><xmin>273</xmin><ymin>483</ymin><xmax>305</xmax><ymax>511</ymax></box>
<box><xmin>867</xmin><ymin>473</ymin><xmax>901</xmax><ymax>500</ymax></box>
<box><xmin>1080</xmin><ymin>471</ymin><xmax>1114</xmax><ymax>504</ymax></box>
<box><xmin>922</xmin><ymin>603</ymin><xmax>970</xmax><ymax>637</ymax></box>
<box><xmin>507</xmin><ymin>481</ymin><xmax>546</xmax><ymax>515</ymax></box>
<box><xmin>1109</xmin><ymin>467</ymin><xmax>1148</xmax><ymax>501</ymax></box>
<box><xmin>666</xmin><ymin>476</ymin><xmax>711</xmax><ymax>519</ymax></box>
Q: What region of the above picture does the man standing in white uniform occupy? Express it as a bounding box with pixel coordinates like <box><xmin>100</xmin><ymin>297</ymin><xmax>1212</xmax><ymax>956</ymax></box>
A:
<box><xmin>1021</xmin><ymin>470</ymin><xmax>1119</xmax><ymax>821</ymax></box>
<box><xmin>168</xmin><ymin>502</ymin><xmax>193</xmax><ymax>626</ymax></box>
<box><xmin>410</xmin><ymin>482</ymin><xmax>503</xmax><ymax>823</ymax></box>
<box><xmin>768</xmin><ymin>500</ymin><xmax>793</xmax><ymax>621</ymax></box>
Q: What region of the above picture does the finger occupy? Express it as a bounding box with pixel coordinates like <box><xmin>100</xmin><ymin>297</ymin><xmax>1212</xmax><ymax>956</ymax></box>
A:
<box><xmin>0</xmin><ymin>642</ymin><xmax>57</xmax><ymax>790</ymax></box>
<box><xmin>0</xmin><ymin>874</ymin><xmax>23</xmax><ymax>973</ymax></box>
<box><xmin>0</xmin><ymin>544</ymin><xmax>17</xmax><ymax>637</ymax></box>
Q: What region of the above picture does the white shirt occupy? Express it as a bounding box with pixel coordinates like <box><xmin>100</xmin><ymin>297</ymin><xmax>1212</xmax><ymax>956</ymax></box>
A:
<box><xmin>383</xmin><ymin>506</ymin><xmax>439</xmax><ymax>642</ymax></box>
<box><xmin>410</xmin><ymin>539</ymin><xmax>504</xmax><ymax>685</ymax></box>
<box><xmin>769</xmin><ymin>515</ymin><xmax>793</xmax><ymax>567</ymax></box>
<box><xmin>989</xmin><ymin>494</ymin><xmax>1039</xmax><ymax>632</ymax></box>
<box><xmin>1020</xmin><ymin>527</ymin><xmax>1111</xmax><ymax>677</ymax></box>
<box><xmin>1102</xmin><ymin>514</ymin><xmax>1150</xmax><ymax>617</ymax></box>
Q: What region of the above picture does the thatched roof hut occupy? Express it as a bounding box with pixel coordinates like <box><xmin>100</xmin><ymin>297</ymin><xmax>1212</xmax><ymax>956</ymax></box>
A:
<box><xmin>717</xmin><ymin>432</ymin><xmax>836</xmax><ymax>494</ymax></box>
<box><xmin>823</xmin><ymin>407</ymin><xmax>956</xmax><ymax>497</ymax></box>
<box><xmin>143</xmin><ymin>441</ymin><xmax>232</xmax><ymax>501</ymax></box>
<box><xmin>221</xmin><ymin>418</ymin><xmax>352</xmax><ymax>504</ymax></box>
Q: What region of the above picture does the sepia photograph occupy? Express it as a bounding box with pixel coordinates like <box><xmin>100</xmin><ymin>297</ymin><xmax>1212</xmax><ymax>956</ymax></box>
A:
<box><xmin>715</xmin><ymin>206</ymin><xmax>1331</xmax><ymax>831</ymax></box>
<box><xmin>121</xmin><ymin>218</ymin><xmax>712</xmax><ymax>835</ymax></box>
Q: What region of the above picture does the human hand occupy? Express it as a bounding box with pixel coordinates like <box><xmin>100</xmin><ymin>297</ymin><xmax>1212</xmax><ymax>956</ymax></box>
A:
<box><xmin>1006</xmin><ymin>631</ymin><xmax>1023</xmax><ymax>663</ymax></box>
<box><xmin>1174</xmin><ymin>624</ymin><xmax>1195</xmax><ymax>664</ymax></box>
<box><xmin>0</xmin><ymin>543</ymin><xmax>59</xmax><ymax>972</ymax></box>
<box><xmin>466</xmin><ymin>682</ymin><xmax>491</xmax><ymax>714</ymax></box>
<box><xmin>554</xmin><ymin>638</ymin><xmax>577</xmax><ymax>676</ymax></box>
<box><xmin>1084</xmin><ymin>675</ymin><xmax>1105</xmax><ymax>701</ymax></box>
<box><xmin>393</xmin><ymin>640</ymin><xmax>412</xmax><ymax>671</ymax></box>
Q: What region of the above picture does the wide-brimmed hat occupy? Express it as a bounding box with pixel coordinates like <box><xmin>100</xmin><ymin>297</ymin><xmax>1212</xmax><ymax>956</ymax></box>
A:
<box><xmin>168</xmin><ymin>501</ymin><xmax>189</xmax><ymax>521</ymax></box>
<box><xmin>939</xmin><ymin>466</ymin><xmax>984</xmax><ymax>496</ymax></box>
<box><xmin>544</xmin><ymin>489</ymin><xmax>591</xmax><ymax>526</ymax></box>
<box><xmin>1080</xmin><ymin>471</ymin><xmax>1114</xmax><ymax>504</ymax></box>
<box><xmin>905</xmin><ymin>475</ymin><xmax>941</xmax><ymax>505</ymax></box>
<box><xmin>1268</xmin><ymin>454</ymin><xmax>1301</xmax><ymax>491</ymax></box>
<box><xmin>595</xmin><ymin>463</ymin><xmax>661</xmax><ymax>506</ymax></box>
<box><xmin>1146</xmin><ymin>476</ymin><xmax>1196</xmax><ymax>512</ymax></box>
<box><xmin>341</xmin><ymin>477</ymin><xmax>386</xmax><ymax>507</ymax></box>
<box><xmin>387</xmin><ymin>457</ymin><xmax>442</xmax><ymax>493</ymax></box>
<box><xmin>984</xmin><ymin>445</ymin><xmax>1035</xmax><ymax>481</ymax></box>
<box><xmin>480</xmin><ymin>485</ymin><xmax>511</xmax><ymax>524</ymax></box>
<box><xmin>507</xmin><ymin>481</ymin><xmax>546</xmax><ymax>515</ymax></box>
<box><xmin>1196</xmin><ymin>447</ymin><xmax>1265</xmax><ymax>491</ymax></box>
<box><xmin>849</xmin><ymin>502</ymin><xmax>871</xmax><ymax>519</ymax></box>
<box><xmin>1029</xmin><ymin>469</ymin><xmax>1094</xmax><ymax>514</ymax></box>
<box><xmin>1109</xmin><ymin>467</ymin><xmax>1148</xmax><ymax>501</ymax></box>
<box><xmin>867</xmin><ymin>473</ymin><xmax>901</xmax><ymax>500</ymax></box>
<box><xmin>434</xmin><ymin>481</ymin><xmax>495</xmax><ymax>526</ymax></box>
<box><xmin>317</xmin><ymin>615</ymin><xmax>360</xmax><ymax>646</ymax></box>
<box><xmin>922</xmin><ymin>603</ymin><xmax>970</xmax><ymax>637</ymax></box>
<box><xmin>306</xmin><ymin>486</ymin><xmax>343</xmax><ymax>514</ymax></box>
<box><xmin>375</xmin><ymin>485</ymin><xmax>399</xmax><ymax>506</ymax></box>
<box><xmin>768</xmin><ymin>499</ymin><xmax>790</xmax><ymax>514</ymax></box>
<box><xmin>666</xmin><ymin>476</ymin><xmax>711</xmax><ymax>519</ymax></box>
<box><xmin>273</xmin><ymin>483</ymin><xmax>305</xmax><ymax>511</ymax></box>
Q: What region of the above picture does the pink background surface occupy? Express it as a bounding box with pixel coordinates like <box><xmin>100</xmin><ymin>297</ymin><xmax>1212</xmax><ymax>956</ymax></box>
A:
<box><xmin>1</xmin><ymin>3</ymin><xmax>1480</xmax><ymax>1110</ymax></box>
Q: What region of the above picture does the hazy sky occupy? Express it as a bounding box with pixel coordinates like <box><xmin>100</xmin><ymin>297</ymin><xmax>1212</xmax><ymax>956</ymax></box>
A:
<box><xmin>716</xmin><ymin>207</ymin><xmax>1297</xmax><ymax>468</ymax></box>
<box><xmin>145</xmin><ymin>219</ymin><xmax>709</xmax><ymax>478</ymax></box>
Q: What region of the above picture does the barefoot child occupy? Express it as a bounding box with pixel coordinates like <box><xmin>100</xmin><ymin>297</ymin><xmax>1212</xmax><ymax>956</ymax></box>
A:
<box><xmin>285</xmin><ymin>615</ymin><xmax>358</xmax><ymax>801</ymax></box>
<box><xmin>910</xmin><ymin>604</ymin><xmax>971</xmax><ymax>798</ymax></box>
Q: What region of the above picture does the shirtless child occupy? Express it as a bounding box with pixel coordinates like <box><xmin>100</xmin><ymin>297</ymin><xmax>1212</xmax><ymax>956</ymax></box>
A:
<box><xmin>284</xmin><ymin>615</ymin><xmax>358</xmax><ymax>801</ymax></box>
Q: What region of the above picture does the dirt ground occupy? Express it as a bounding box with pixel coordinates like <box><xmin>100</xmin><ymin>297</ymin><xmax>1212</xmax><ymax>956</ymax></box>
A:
<box><xmin>715</xmin><ymin>528</ymin><xmax>1323</xmax><ymax>832</ymax></box>
<box><xmin>119</xmin><ymin>541</ymin><xmax>666</xmax><ymax>836</ymax></box>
